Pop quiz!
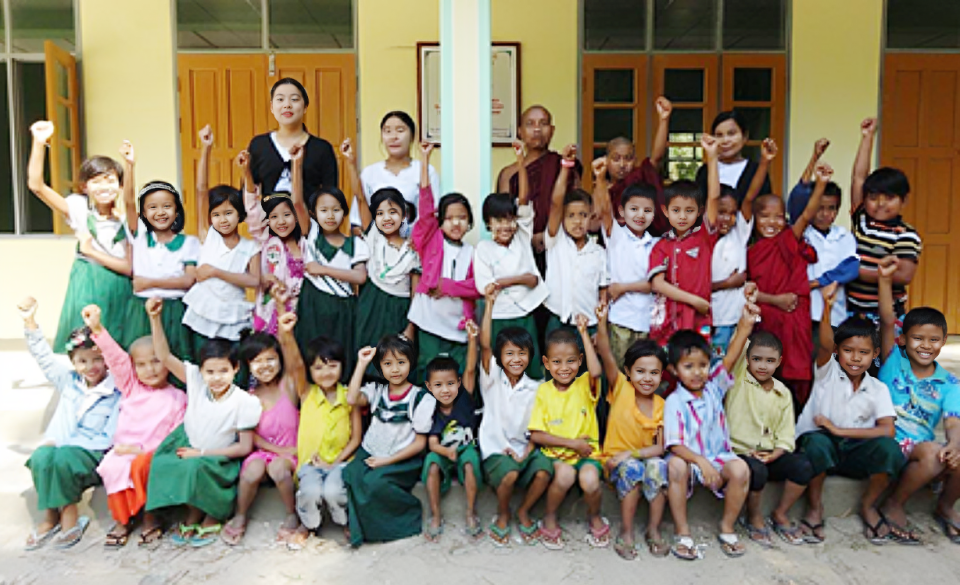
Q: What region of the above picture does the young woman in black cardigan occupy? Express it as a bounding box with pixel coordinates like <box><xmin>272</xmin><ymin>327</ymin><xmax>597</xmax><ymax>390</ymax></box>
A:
<box><xmin>694</xmin><ymin>110</ymin><xmax>772</xmax><ymax>205</ymax></box>
<box><xmin>247</xmin><ymin>78</ymin><xmax>338</xmax><ymax>198</ymax></box>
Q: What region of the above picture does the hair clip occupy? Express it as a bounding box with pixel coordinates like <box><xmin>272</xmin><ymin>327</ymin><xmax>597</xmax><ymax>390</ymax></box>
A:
<box><xmin>262</xmin><ymin>192</ymin><xmax>293</xmax><ymax>202</ymax></box>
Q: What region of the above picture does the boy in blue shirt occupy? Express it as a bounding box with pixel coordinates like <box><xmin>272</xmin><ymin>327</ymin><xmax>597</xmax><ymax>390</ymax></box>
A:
<box><xmin>875</xmin><ymin>259</ymin><xmax>960</xmax><ymax>545</ymax></box>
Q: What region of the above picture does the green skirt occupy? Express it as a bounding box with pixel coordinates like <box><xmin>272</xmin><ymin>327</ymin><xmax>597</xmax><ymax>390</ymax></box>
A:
<box><xmin>25</xmin><ymin>445</ymin><xmax>103</xmax><ymax>510</ymax></box>
<box><xmin>145</xmin><ymin>424</ymin><xmax>241</xmax><ymax>520</ymax></box>
<box><xmin>344</xmin><ymin>448</ymin><xmax>424</xmax><ymax>546</ymax></box>
<box><xmin>124</xmin><ymin>297</ymin><xmax>194</xmax><ymax>361</ymax></box>
<box><xmin>295</xmin><ymin>284</ymin><xmax>356</xmax><ymax>382</ymax></box>
<box><xmin>356</xmin><ymin>284</ymin><xmax>410</xmax><ymax>378</ymax></box>
<box><xmin>491</xmin><ymin>314</ymin><xmax>542</xmax><ymax>379</ymax></box>
<box><xmin>416</xmin><ymin>329</ymin><xmax>467</xmax><ymax>386</ymax></box>
<box><xmin>54</xmin><ymin>257</ymin><xmax>133</xmax><ymax>353</ymax></box>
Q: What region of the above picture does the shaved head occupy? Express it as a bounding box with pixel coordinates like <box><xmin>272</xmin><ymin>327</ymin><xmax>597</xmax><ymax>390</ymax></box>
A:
<box><xmin>521</xmin><ymin>105</ymin><xmax>552</xmax><ymax>125</ymax></box>
<box><xmin>752</xmin><ymin>193</ymin><xmax>783</xmax><ymax>216</ymax></box>
<box><xmin>606</xmin><ymin>136</ymin><xmax>634</xmax><ymax>155</ymax></box>
<box><xmin>129</xmin><ymin>336</ymin><xmax>155</xmax><ymax>355</ymax></box>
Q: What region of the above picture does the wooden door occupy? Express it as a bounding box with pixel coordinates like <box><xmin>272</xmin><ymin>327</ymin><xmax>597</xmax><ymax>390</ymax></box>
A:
<box><xmin>581</xmin><ymin>54</ymin><xmax>649</xmax><ymax>191</ymax></box>
<box><xmin>45</xmin><ymin>40</ymin><xmax>81</xmax><ymax>235</ymax></box>
<box><xmin>880</xmin><ymin>54</ymin><xmax>960</xmax><ymax>332</ymax></box>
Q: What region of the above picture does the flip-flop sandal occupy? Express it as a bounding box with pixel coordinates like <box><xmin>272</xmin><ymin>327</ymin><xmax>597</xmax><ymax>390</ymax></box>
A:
<box><xmin>861</xmin><ymin>513</ymin><xmax>891</xmax><ymax>545</ymax></box>
<box><xmin>24</xmin><ymin>524</ymin><xmax>61</xmax><ymax>551</ymax></box>
<box><xmin>585</xmin><ymin>516</ymin><xmax>611</xmax><ymax>548</ymax></box>
<box><xmin>286</xmin><ymin>526</ymin><xmax>310</xmax><ymax>551</ymax></box>
<box><xmin>104</xmin><ymin>527</ymin><xmax>130</xmax><ymax>549</ymax></box>
<box><xmin>646</xmin><ymin>535</ymin><xmax>671</xmax><ymax>557</ymax></box>
<box><xmin>800</xmin><ymin>519</ymin><xmax>825</xmax><ymax>544</ymax></box>
<box><xmin>884</xmin><ymin>516</ymin><xmax>921</xmax><ymax>545</ymax></box>
<box><xmin>171</xmin><ymin>523</ymin><xmax>199</xmax><ymax>546</ymax></box>
<box><xmin>191</xmin><ymin>524</ymin><xmax>223</xmax><ymax>548</ymax></box>
<box><xmin>934</xmin><ymin>512</ymin><xmax>960</xmax><ymax>544</ymax></box>
<box><xmin>671</xmin><ymin>535</ymin><xmax>698</xmax><ymax>561</ymax></box>
<box><xmin>614</xmin><ymin>537</ymin><xmax>637</xmax><ymax>560</ymax></box>
<box><xmin>537</xmin><ymin>521</ymin><xmax>564</xmax><ymax>551</ymax></box>
<box><xmin>464</xmin><ymin>515</ymin><xmax>483</xmax><ymax>539</ymax></box>
<box><xmin>739</xmin><ymin>518</ymin><xmax>775</xmax><ymax>549</ymax></box>
<box><xmin>424</xmin><ymin>520</ymin><xmax>444</xmax><ymax>543</ymax></box>
<box><xmin>220</xmin><ymin>519</ymin><xmax>246</xmax><ymax>546</ymax></box>
<box><xmin>717</xmin><ymin>533</ymin><xmax>746</xmax><ymax>558</ymax></box>
<box><xmin>138</xmin><ymin>525</ymin><xmax>164</xmax><ymax>547</ymax></box>
<box><xmin>767</xmin><ymin>517</ymin><xmax>805</xmax><ymax>546</ymax></box>
<box><xmin>517</xmin><ymin>520</ymin><xmax>540</xmax><ymax>545</ymax></box>
<box><xmin>53</xmin><ymin>516</ymin><xmax>90</xmax><ymax>550</ymax></box>
<box><xmin>488</xmin><ymin>517</ymin><xmax>511</xmax><ymax>548</ymax></box>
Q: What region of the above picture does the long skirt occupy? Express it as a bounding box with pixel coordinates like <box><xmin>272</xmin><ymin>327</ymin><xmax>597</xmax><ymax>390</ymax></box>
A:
<box><xmin>106</xmin><ymin>452</ymin><xmax>153</xmax><ymax>525</ymax></box>
<box><xmin>343</xmin><ymin>448</ymin><xmax>424</xmax><ymax>547</ymax></box>
<box><xmin>25</xmin><ymin>445</ymin><xmax>103</xmax><ymax>510</ymax></box>
<box><xmin>295</xmin><ymin>284</ymin><xmax>356</xmax><ymax>382</ymax></box>
<box><xmin>124</xmin><ymin>297</ymin><xmax>194</xmax><ymax>361</ymax></box>
<box><xmin>145</xmin><ymin>425</ymin><xmax>240</xmax><ymax>520</ymax></box>
<box><xmin>356</xmin><ymin>284</ymin><xmax>410</xmax><ymax>379</ymax></box>
<box><xmin>54</xmin><ymin>257</ymin><xmax>133</xmax><ymax>353</ymax></box>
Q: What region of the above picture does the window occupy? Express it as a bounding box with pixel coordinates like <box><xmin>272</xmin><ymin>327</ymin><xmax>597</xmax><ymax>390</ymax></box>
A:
<box><xmin>583</xmin><ymin>0</ymin><xmax>646</xmax><ymax>51</ymax></box>
<box><xmin>0</xmin><ymin>0</ymin><xmax>76</xmax><ymax>235</ymax></box>
<box><xmin>177</xmin><ymin>0</ymin><xmax>355</xmax><ymax>50</ymax></box>
<box><xmin>886</xmin><ymin>0</ymin><xmax>960</xmax><ymax>50</ymax></box>
<box><xmin>653</xmin><ymin>0</ymin><xmax>716</xmax><ymax>51</ymax></box>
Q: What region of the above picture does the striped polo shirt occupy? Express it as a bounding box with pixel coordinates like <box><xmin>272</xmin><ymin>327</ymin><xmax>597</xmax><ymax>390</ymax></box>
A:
<box><xmin>847</xmin><ymin>206</ymin><xmax>922</xmax><ymax>313</ymax></box>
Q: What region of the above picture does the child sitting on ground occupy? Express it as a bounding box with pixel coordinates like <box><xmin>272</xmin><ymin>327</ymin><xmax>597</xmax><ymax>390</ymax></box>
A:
<box><xmin>876</xmin><ymin>260</ymin><xmax>960</xmax><ymax>545</ymax></box>
<box><xmin>478</xmin><ymin>286</ymin><xmax>552</xmax><ymax>547</ymax></box>
<box><xmin>726</xmin><ymin>326</ymin><xmax>814</xmax><ymax>548</ymax></box>
<box><xmin>595</xmin><ymin>302</ymin><xmax>670</xmax><ymax>560</ymax></box>
<box><xmin>664</xmin><ymin>297</ymin><xmax>758</xmax><ymax>560</ymax></box>
<box><xmin>21</xmin><ymin>298</ymin><xmax>121</xmax><ymax>551</ymax></box>
<box><xmin>422</xmin><ymin>325</ymin><xmax>481</xmax><ymax>542</ymax></box>
<box><xmin>648</xmin><ymin>134</ymin><xmax>721</xmax><ymax>344</ymax></box>
<box><xmin>794</xmin><ymin>282</ymin><xmax>904</xmax><ymax>545</ymax></box>
<box><xmin>83</xmin><ymin>305</ymin><xmax>186</xmax><ymax>548</ymax></box>
<box><xmin>528</xmin><ymin>315</ymin><xmax>605</xmax><ymax>550</ymax></box>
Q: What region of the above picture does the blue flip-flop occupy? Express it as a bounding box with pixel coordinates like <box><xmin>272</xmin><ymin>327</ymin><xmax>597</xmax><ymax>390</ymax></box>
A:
<box><xmin>24</xmin><ymin>523</ymin><xmax>61</xmax><ymax>551</ymax></box>
<box><xmin>53</xmin><ymin>516</ymin><xmax>89</xmax><ymax>550</ymax></box>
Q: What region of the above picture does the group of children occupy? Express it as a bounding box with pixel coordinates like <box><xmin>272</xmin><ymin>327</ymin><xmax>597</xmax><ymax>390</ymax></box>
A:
<box><xmin>19</xmin><ymin>83</ymin><xmax>960</xmax><ymax>561</ymax></box>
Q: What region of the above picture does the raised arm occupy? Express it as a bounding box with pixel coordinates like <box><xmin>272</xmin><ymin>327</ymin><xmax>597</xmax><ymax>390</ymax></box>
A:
<box><xmin>721</xmin><ymin>297</ymin><xmax>759</xmax><ymax>373</ymax></box>
<box><xmin>741</xmin><ymin>138</ymin><xmax>776</xmax><ymax>221</ymax></box>
<box><xmin>850</xmin><ymin>118</ymin><xmax>877</xmax><ymax>213</ymax></box>
<box><xmin>196</xmin><ymin>125</ymin><xmax>214</xmax><ymax>242</ymax></box>
<box><xmin>290</xmin><ymin>144</ymin><xmax>311</xmax><ymax>234</ymax></box>
<box><xmin>341</xmin><ymin>139</ymin><xmax>372</xmax><ymax>231</ymax></box>
<box><xmin>650</xmin><ymin>97</ymin><xmax>672</xmax><ymax>168</ymax></box>
<box><xmin>27</xmin><ymin>121</ymin><xmax>70</xmax><ymax>217</ymax></box>
<box><xmin>594</xmin><ymin>301</ymin><xmax>620</xmax><ymax>389</ymax></box>
<box><xmin>512</xmin><ymin>140</ymin><xmax>529</xmax><ymax>207</ymax></box>
<box><xmin>701</xmin><ymin>134</ymin><xmax>720</xmax><ymax>226</ymax></box>
<box><xmin>547</xmin><ymin>144</ymin><xmax>577</xmax><ymax>238</ymax></box>
<box><xmin>802</xmin><ymin>138</ymin><xmax>830</xmax><ymax>185</ymax></box>
<box><xmin>576</xmin><ymin>314</ymin><xmax>603</xmax><ymax>393</ymax></box>
<box><xmin>277</xmin><ymin>312</ymin><xmax>308</xmax><ymax>401</ymax></box>
<box><xmin>816</xmin><ymin>282</ymin><xmax>839</xmax><ymax>367</ymax></box>
<box><xmin>463</xmin><ymin>320</ymin><xmax>478</xmax><ymax>395</ymax></box>
<box><xmin>592</xmin><ymin>157</ymin><xmax>614</xmax><ymax>236</ymax></box>
<box><xmin>479</xmin><ymin>287</ymin><xmax>497</xmax><ymax>375</ymax></box>
<box><xmin>877</xmin><ymin>256</ymin><xmax>899</xmax><ymax>360</ymax></box>
<box><xmin>793</xmin><ymin>162</ymin><xmax>832</xmax><ymax>239</ymax></box>
<box><xmin>19</xmin><ymin>297</ymin><xmax>73</xmax><ymax>391</ymax></box>
<box><xmin>346</xmin><ymin>346</ymin><xmax>375</xmax><ymax>407</ymax></box>
<box><xmin>82</xmin><ymin>304</ymin><xmax>135</xmax><ymax>395</ymax></box>
<box><xmin>120</xmin><ymin>140</ymin><xmax>138</xmax><ymax>234</ymax></box>
<box><xmin>146</xmin><ymin>297</ymin><xmax>186</xmax><ymax>383</ymax></box>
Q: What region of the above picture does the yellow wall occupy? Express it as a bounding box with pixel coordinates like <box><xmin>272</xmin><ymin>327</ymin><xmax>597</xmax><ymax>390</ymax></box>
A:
<box><xmin>0</xmin><ymin>240</ymin><xmax>75</xmax><ymax>338</ymax></box>
<box><xmin>788</xmin><ymin>0</ymin><xmax>883</xmax><ymax>224</ymax></box>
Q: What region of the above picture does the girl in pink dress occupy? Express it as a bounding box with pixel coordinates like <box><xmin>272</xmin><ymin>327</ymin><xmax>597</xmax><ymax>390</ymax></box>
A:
<box><xmin>222</xmin><ymin>312</ymin><xmax>307</xmax><ymax>545</ymax></box>
<box><xmin>83</xmin><ymin>305</ymin><xmax>186</xmax><ymax>548</ymax></box>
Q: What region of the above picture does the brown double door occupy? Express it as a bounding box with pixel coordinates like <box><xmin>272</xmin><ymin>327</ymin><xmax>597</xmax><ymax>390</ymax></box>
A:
<box><xmin>177</xmin><ymin>53</ymin><xmax>357</xmax><ymax>235</ymax></box>
<box><xmin>881</xmin><ymin>54</ymin><xmax>960</xmax><ymax>332</ymax></box>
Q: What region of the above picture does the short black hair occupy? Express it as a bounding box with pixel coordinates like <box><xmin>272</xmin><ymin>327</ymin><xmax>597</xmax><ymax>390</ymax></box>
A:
<box><xmin>199</xmin><ymin>338</ymin><xmax>240</xmax><ymax>368</ymax></box>
<box><xmin>375</xmin><ymin>334</ymin><xmax>417</xmax><ymax>375</ymax></box>
<box><xmin>748</xmin><ymin>331</ymin><xmax>783</xmax><ymax>357</ymax></box>
<box><xmin>370</xmin><ymin>187</ymin><xmax>407</xmax><ymax>224</ymax></box>
<box><xmin>261</xmin><ymin>196</ymin><xmax>303</xmax><ymax>241</ymax></box>
<box><xmin>239</xmin><ymin>331</ymin><xmax>284</xmax><ymax>383</ymax></box>
<box><xmin>622</xmin><ymin>339</ymin><xmax>666</xmax><ymax>373</ymax></box>
<box><xmin>138</xmin><ymin>181</ymin><xmax>186</xmax><ymax>233</ymax></box>
<box><xmin>664</xmin><ymin>179</ymin><xmax>702</xmax><ymax>207</ymax></box>
<box><xmin>304</xmin><ymin>335</ymin><xmax>346</xmax><ymax>368</ymax></box>
<box><xmin>65</xmin><ymin>326</ymin><xmax>97</xmax><ymax>360</ymax></box>
<box><xmin>79</xmin><ymin>156</ymin><xmax>123</xmax><ymax>186</ymax></box>
<box><xmin>380</xmin><ymin>110</ymin><xmax>416</xmax><ymax>138</ymax></box>
<box><xmin>863</xmin><ymin>167</ymin><xmax>910</xmax><ymax>200</ymax></box>
<box><xmin>719</xmin><ymin>184</ymin><xmax>737</xmax><ymax>202</ymax></box>
<box><xmin>563</xmin><ymin>188</ymin><xmax>593</xmax><ymax>209</ymax></box>
<box><xmin>823</xmin><ymin>181</ymin><xmax>842</xmax><ymax>203</ymax></box>
<box><xmin>308</xmin><ymin>186</ymin><xmax>350</xmax><ymax>221</ymax></box>
<box><xmin>621</xmin><ymin>183</ymin><xmax>657</xmax><ymax>209</ymax></box>
<box><xmin>544</xmin><ymin>328</ymin><xmax>580</xmax><ymax>355</ymax></box>
<box><xmin>208</xmin><ymin>185</ymin><xmax>246</xmax><ymax>223</ymax></box>
<box><xmin>494</xmin><ymin>326</ymin><xmax>535</xmax><ymax>370</ymax></box>
<box><xmin>438</xmin><ymin>192</ymin><xmax>474</xmax><ymax>228</ymax></box>
<box><xmin>482</xmin><ymin>192</ymin><xmax>517</xmax><ymax>225</ymax></box>
<box><xmin>834</xmin><ymin>317</ymin><xmax>880</xmax><ymax>350</ymax></box>
<box><xmin>711</xmin><ymin>110</ymin><xmax>749</xmax><ymax>137</ymax></box>
<box><xmin>425</xmin><ymin>355</ymin><xmax>461</xmax><ymax>381</ymax></box>
<box><xmin>271</xmin><ymin>77</ymin><xmax>309</xmax><ymax>107</ymax></box>
<box><xmin>667</xmin><ymin>329</ymin><xmax>711</xmax><ymax>366</ymax></box>
<box><xmin>902</xmin><ymin>307</ymin><xmax>948</xmax><ymax>338</ymax></box>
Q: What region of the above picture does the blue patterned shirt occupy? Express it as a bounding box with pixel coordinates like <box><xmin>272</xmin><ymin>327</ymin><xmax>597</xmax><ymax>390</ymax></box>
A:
<box><xmin>664</xmin><ymin>362</ymin><xmax>738</xmax><ymax>468</ymax></box>
<box><xmin>879</xmin><ymin>346</ymin><xmax>960</xmax><ymax>445</ymax></box>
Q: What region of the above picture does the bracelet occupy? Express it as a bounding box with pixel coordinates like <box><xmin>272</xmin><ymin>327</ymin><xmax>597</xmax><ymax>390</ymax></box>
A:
<box><xmin>561</xmin><ymin>158</ymin><xmax>575</xmax><ymax>169</ymax></box>
<box><xmin>631</xmin><ymin>449</ymin><xmax>642</xmax><ymax>459</ymax></box>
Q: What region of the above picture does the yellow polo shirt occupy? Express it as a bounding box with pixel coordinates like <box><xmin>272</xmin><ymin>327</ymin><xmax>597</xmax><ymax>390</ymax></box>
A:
<box><xmin>297</xmin><ymin>383</ymin><xmax>353</xmax><ymax>470</ymax></box>
<box><xmin>528</xmin><ymin>372</ymin><xmax>600</xmax><ymax>462</ymax></box>
<box><xmin>601</xmin><ymin>373</ymin><xmax>665</xmax><ymax>461</ymax></box>
<box><xmin>725</xmin><ymin>349</ymin><xmax>796</xmax><ymax>455</ymax></box>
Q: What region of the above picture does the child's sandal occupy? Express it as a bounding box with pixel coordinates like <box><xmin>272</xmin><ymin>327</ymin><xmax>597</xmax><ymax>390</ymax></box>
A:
<box><xmin>537</xmin><ymin>521</ymin><xmax>564</xmax><ymax>551</ymax></box>
<box><xmin>24</xmin><ymin>524</ymin><xmax>60</xmax><ymax>551</ymax></box>
<box><xmin>190</xmin><ymin>524</ymin><xmax>222</xmax><ymax>548</ymax></box>
<box><xmin>671</xmin><ymin>535</ymin><xmax>698</xmax><ymax>561</ymax></box>
<box><xmin>646</xmin><ymin>536</ymin><xmax>671</xmax><ymax>557</ymax></box>
<box><xmin>171</xmin><ymin>523</ymin><xmax>199</xmax><ymax>546</ymax></box>
<box><xmin>614</xmin><ymin>537</ymin><xmax>637</xmax><ymax>560</ymax></box>
<box><xmin>517</xmin><ymin>520</ymin><xmax>540</xmax><ymax>545</ymax></box>
<box><xmin>717</xmin><ymin>533</ymin><xmax>746</xmax><ymax>558</ymax></box>
<box><xmin>488</xmin><ymin>517</ymin><xmax>511</xmax><ymax>548</ymax></box>
<box><xmin>585</xmin><ymin>516</ymin><xmax>611</xmax><ymax>548</ymax></box>
<box><xmin>424</xmin><ymin>519</ymin><xmax>444</xmax><ymax>543</ymax></box>
<box><xmin>767</xmin><ymin>517</ymin><xmax>805</xmax><ymax>546</ymax></box>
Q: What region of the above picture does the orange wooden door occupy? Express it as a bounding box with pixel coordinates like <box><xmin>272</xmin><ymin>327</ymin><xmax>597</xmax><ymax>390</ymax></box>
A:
<box><xmin>880</xmin><ymin>54</ymin><xmax>960</xmax><ymax>332</ymax></box>
<box><xmin>178</xmin><ymin>54</ymin><xmax>269</xmax><ymax>235</ymax></box>
<box><xmin>45</xmin><ymin>40</ymin><xmax>82</xmax><ymax>235</ymax></box>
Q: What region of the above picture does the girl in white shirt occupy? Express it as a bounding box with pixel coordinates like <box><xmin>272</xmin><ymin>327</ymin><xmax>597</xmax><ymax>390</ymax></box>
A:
<box><xmin>474</xmin><ymin>141</ymin><xmax>548</xmax><ymax>377</ymax></box>
<box><xmin>342</xmin><ymin>139</ymin><xmax>421</xmax><ymax>379</ymax></box>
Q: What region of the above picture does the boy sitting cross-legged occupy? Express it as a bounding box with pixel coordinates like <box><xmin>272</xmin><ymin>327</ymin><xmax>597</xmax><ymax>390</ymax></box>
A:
<box><xmin>664</xmin><ymin>292</ymin><xmax>759</xmax><ymax>560</ymax></box>
<box><xmin>875</xmin><ymin>258</ymin><xmax>960</xmax><ymax>545</ymax></box>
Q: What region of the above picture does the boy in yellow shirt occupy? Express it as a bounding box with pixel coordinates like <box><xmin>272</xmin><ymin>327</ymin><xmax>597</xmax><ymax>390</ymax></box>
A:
<box><xmin>528</xmin><ymin>314</ymin><xmax>604</xmax><ymax>551</ymax></box>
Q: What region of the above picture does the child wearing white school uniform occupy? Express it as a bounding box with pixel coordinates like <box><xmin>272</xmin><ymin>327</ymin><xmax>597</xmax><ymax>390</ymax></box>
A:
<box><xmin>474</xmin><ymin>142</ymin><xmax>549</xmax><ymax>378</ymax></box>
